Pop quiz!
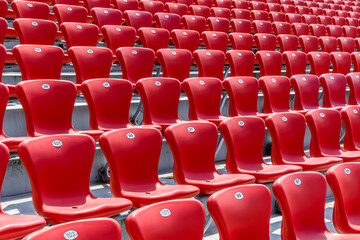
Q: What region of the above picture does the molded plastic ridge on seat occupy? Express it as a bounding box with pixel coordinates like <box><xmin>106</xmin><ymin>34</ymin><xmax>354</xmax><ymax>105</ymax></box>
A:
<box><xmin>219</xmin><ymin>116</ymin><xmax>302</xmax><ymax>182</ymax></box>
<box><xmin>99</xmin><ymin>128</ymin><xmax>200</xmax><ymax>207</ymax></box>
<box><xmin>126</xmin><ymin>199</ymin><xmax>205</xmax><ymax>240</ymax></box>
<box><xmin>165</xmin><ymin>121</ymin><xmax>255</xmax><ymax>194</ymax></box>
<box><xmin>18</xmin><ymin>134</ymin><xmax>133</xmax><ymax>224</ymax></box>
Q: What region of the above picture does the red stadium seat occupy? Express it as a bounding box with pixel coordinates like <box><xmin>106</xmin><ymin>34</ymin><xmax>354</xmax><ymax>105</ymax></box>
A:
<box><xmin>189</xmin><ymin>5</ymin><xmax>211</xmax><ymax>18</ymax></box>
<box><xmin>164</xmin><ymin>3</ymin><xmax>188</xmax><ymax>17</ymax></box>
<box><xmin>267</xmin><ymin>3</ymin><xmax>282</xmax><ymax>12</ymax></box>
<box><xmin>283</xmin><ymin>51</ymin><xmax>307</xmax><ymax>77</ymax></box>
<box><xmin>337</xmin><ymin>37</ymin><xmax>355</xmax><ymax>53</ymax></box>
<box><xmin>138</xmin><ymin>27</ymin><xmax>170</xmax><ymax>52</ymax></box>
<box><xmin>332</xmin><ymin>16</ymin><xmax>346</xmax><ymax>26</ymax></box>
<box><xmin>250</xmin><ymin>1</ymin><xmax>266</xmax><ymax>10</ymax></box>
<box><xmin>231</xmin><ymin>9</ymin><xmax>250</xmax><ymax>20</ymax></box>
<box><xmin>136</xmin><ymin>77</ymin><xmax>186</xmax><ymax>131</ymax></box>
<box><xmin>290</xmin><ymin>75</ymin><xmax>321</xmax><ymax>110</ymax></box>
<box><xmin>251</xmin><ymin>10</ymin><xmax>269</xmax><ymax>21</ymax></box>
<box><xmin>60</xmin><ymin>23</ymin><xmax>99</xmax><ymax>50</ymax></box>
<box><xmin>211</xmin><ymin>7</ymin><xmax>231</xmax><ymax>19</ymax></box>
<box><xmin>157</xmin><ymin>49</ymin><xmax>192</xmax><ymax>82</ymax></box>
<box><xmin>307</xmin><ymin>52</ymin><xmax>330</xmax><ymax>76</ymax></box>
<box><xmin>126</xmin><ymin>199</ymin><xmax>205</xmax><ymax>240</ymax></box>
<box><xmin>193</xmin><ymin>50</ymin><xmax>225</xmax><ymax>80</ymax></box>
<box><xmin>327</xmin><ymin>24</ymin><xmax>343</xmax><ymax>38</ymax></box>
<box><xmin>296</xmin><ymin>5</ymin><xmax>310</xmax><ymax>14</ymax></box>
<box><xmin>277</xmin><ymin>34</ymin><xmax>298</xmax><ymax>52</ymax></box>
<box><xmin>254</xmin><ymin>33</ymin><xmax>276</xmax><ymax>51</ymax></box>
<box><xmin>219</xmin><ymin>117</ymin><xmax>302</xmax><ymax>181</ymax></box>
<box><xmin>201</xmin><ymin>31</ymin><xmax>228</xmax><ymax>52</ymax></box>
<box><xmin>226</xmin><ymin>50</ymin><xmax>254</xmax><ymax>77</ymax></box>
<box><xmin>272</xmin><ymin>22</ymin><xmax>291</xmax><ymax>35</ymax></box>
<box><xmin>252</xmin><ymin>20</ymin><xmax>272</xmax><ymax>33</ymax></box>
<box><xmin>346</xmin><ymin>18</ymin><xmax>359</xmax><ymax>27</ymax></box>
<box><xmin>68</xmin><ymin>47</ymin><xmax>112</xmax><ymax>85</ymax></box>
<box><xmin>286</xmin><ymin>13</ymin><xmax>302</xmax><ymax>24</ymax></box>
<box><xmin>229</xmin><ymin>33</ymin><xmax>253</xmax><ymax>51</ymax></box>
<box><xmin>343</xmin><ymin>26</ymin><xmax>357</xmax><ymax>38</ymax></box>
<box><xmin>215</xmin><ymin>0</ymin><xmax>231</xmax><ymax>9</ymax></box>
<box><xmin>255</xmin><ymin>51</ymin><xmax>282</xmax><ymax>77</ymax></box>
<box><xmin>182</xmin><ymin>15</ymin><xmax>207</xmax><ymax>33</ymax></box>
<box><xmin>230</xmin><ymin>19</ymin><xmax>252</xmax><ymax>33</ymax></box>
<box><xmin>270</xmin><ymin>12</ymin><xmax>286</xmax><ymax>22</ymax></box>
<box><xmin>273</xmin><ymin>172</ymin><xmax>360</xmax><ymax>239</ymax></box>
<box><xmin>223</xmin><ymin>77</ymin><xmax>269</xmax><ymax>119</ymax></box>
<box><xmin>207</xmin><ymin>17</ymin><xmax>229</xmax><ymax>33</ymax></box>
<box><xmin>341</xmin><ymin>106</ymin><xmax>360</xmax><ymax>151</ymax></box>
<box><xmin>309</xmin><ymin>24</ymin><xmax>326</xmax><ymax>37</ymax></box>
<box><xmin>90</xmin><ymin>8</ymin><xmax>122</xmax><ymax>28</ymax></box>
<box><xmin>207</xmin><ymin>185</ymin><xmax>272</xmax><ymax>239</ymax></box>
<box><xmin>13</xmin><ymin>19</ymin><xmax>57</xmax><ymax>45</ymax></box>
<box><xmin>165</xmin><ymin>121</ymin><xmax>255</xmax><ymax>194</ymax></box>
<box><xmin>306</xmin><ymin>109</ymin><xmax>360</xmax><ymax>161</ymax></box>
<box><xmin>310</xmin><ymin>7</ymin><xmax>324</xmax><ymax>16</ymax></box>
<box><xmin>114</xmin><ymin>0</ymin><xmax>139</xmax><ymax>12</ymax></box>
<box><xmin>320</xmin><ymin>73</ymin><xmax>348</xmax><ymax>109</ymax></box>
<box><xmin>53</xmin><ymin>4</ymin><xmax>88</xmax><ymax>25</ymax></box>
<box><xmin>171</xmin><ymin>29</ymin><xmax>200</xmax><ymax>52</ymax></box>
<box><xmin>124</xmin><ymin>10</ymin><xmax>153</xmax><ymax>31</ymax></box>
<box><xmin>154</xmin><ymin>13</ymin><xmax>181</xmax><ymax>32</ymax></box>
<box><xmin>116</xmin><ymin>47</ymin><xmax>155</xmax><ymax>84</ymax></box>
<box><xmin>139</xmin><ymin>1</ymin><xmax>164</xmax><ymax>16</ymax></box>
<box><xmin>11</xmin><ymin>1</ymin><xmax>50</xmax><ymax>20</ymax></box>
<box><xmin>232</xmin><ymin>0</ymin><xmax>249</xmax><ymax>9</ymax></box>
<box><xmin>99</xmin><ymin>128</ymin><xmax>200</xmax><ymax>207</ymax></box>
<box><xmin>319</xmin><ymin>36</ymin><xmax>337</xmax><ymax>53</ymax></box>
<box><xmin>347</xmin><ymin>72</ymin><xmax>360</xmax><ymax>105</ymax></box>
<box><xmin>302</xmin><ymin>14</ymin><xmax>317</xmax><ymax>24</ymax></box>
<box><xmin>101</xmin><ymin>25</ymin><xmax>136</xmax><ymax>53</ymax></box>
<box><xmin>292</xmin><ymin>23</ymin><xmax>310</xmax><ymax>36</ymax></box>
<box><xmin>195</xmin><ymin>0</ymin><xmax>212</xmax><ymax>7</ymax></box>
<box><xmin>23</xmin><ymin>218</ymin><xmax>121</xmax><ymax>240</ymax></box>
<box><xmin>330</xmin><ymin>52</ymin><xmax>351</xmax><ymax>74</ymax></box>
<box><xmin>282</xmin><ymin>4</ymin><xmax>296</xmax><ymax>13</ymax></box>
<box><xmin>18</xmin><ymin>134</ymin><xmax>132</xmax><ymax>224</ymax></box>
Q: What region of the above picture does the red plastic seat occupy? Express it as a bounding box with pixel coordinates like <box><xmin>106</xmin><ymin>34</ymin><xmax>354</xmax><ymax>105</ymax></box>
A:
<box><xmin>296</xmin><ymin>5</ymin><xmax>310</xmax><ymax>14</ymax></box>
<box><xmin>189</xmin><ymin>5</ymin><xmax>211</xmax><ymax>18</ymax></box>
<box><xmin>157</xmin><ymin>49</ymin><xmax>192</xmax><ymax>82</ymax></box>
<box><xmin>68</xmin><ymin>46</ymin><xmax>112</xmax><ymax>85</ymax></box>
<box><xmin>13</xmin><ymin>19</ymin><xmax>57</xmax><ymax>45</ymax></box>
<box><xmin>341</xmin><ymin>106</ymin><xmax>360</xmax><ymax>151</ymax></box>
<box><xmin>231</xmin><ymin>9</ymin><xmax>250</xmax><ymax>20</ymax></box>
<box><xmin>230</xmin><ymin>19</ymin><xmax>251</xmax><ymax>33</ymax></box>
<box><xmin>290</xmin><ymin>75</ymin><xmax>321</xmax><ymax>110</ymax></box>
<box><xmin>310</xmin><ymin>24</ymin><xmax>326</xmax><ymax>37</ymax></box>
<box><xmin>324</xmin><ymin>8</ymin><xmax>336</xmax><ymax>17</ymax></box>
<box><xmin>270</xmin><ymin>12</ymin><xmax>286</xmax><ymax>22</ymax></box>
<box><xmin>255</xmin><ymin>51</ymin><xmax>282</xmax><ymax>77</ymax></box>
<box><xmin>302</xmin><ymin>14</ymin><xmax>317</xmax><ymax>24</ymax></box>
<box><xmin>171</xmin><ymin>29</ymin><xmax>200</xmax><ymax>52</ymax></box>
<box><xmin>232</xmin><ymin>0</ymin><xmax>249</xmax><ymax>9</ymax></box>
<box><xmin>319</xmin><ymin>36</ymin><xmax>338</xmax><ymax>53</ymax></box>
<box><xmin>310</xmin><ymin>6</ymin><xmax>324</xmax><ymax>16</ymax></box>
<box><xmin>101</xmin><ymin>25</ymin><xmax>136</xmax><ymax>53</ymax></box>
<box><xmin>18</xmin><ymin>134</ymin><xmax>132</xmax><ymax>224</ymax></box>
<box><xmin>114</xmin><ymin>0</ymin><xmax>139</xmax><ymax>12</ymax></box>
<box><xmin>136</xmin><ymin>77</ymin><xmax>186</xmax><ymax>131</ymax></box>
<box><xmin>229</xmin><ymin>33</ymin><xmax>253</xmax><ymax>51</ymax></box>
<box><xmin>282</xmin><ymin>51</ymin><xmax>306</xmax><ymax>77</ymax></box>
<box><xmin>282</xmin><ymin>4</ymin><xmax>296</xmax><ymax>13</ymax></box>
<box><xmin>201</xmin><ymin>31</ymin><xmax>228</xmax><ymax>52</ymax></box>
<box><xmin>207</xmin><ymin>17</ymin><xmax>229</xmax><ymax>33</ymax></box>
<box><xmin>53</xmin><ymin>4</ymin><xmax>88</xmax><ymax>25</ymax></box>
<box><xmin>330</xmin><ymin>52</ymin><xmax>351</xmax><ymax>75</ymax></box>
<box><xmin>318</xmin><ymin>15</ymin><xmax>333</xmax><ymax>26</ymax></box>
<box><xmin>292</xmin><ymin>23</ymin><xmax>310</xmax><ymax>36</ymax></box>
<box><xmin>223</xmin><ymin>77</ymin><xmax>269</xmax><ymax>119</ymax></box>
<box><xmin>126</xmin><ymin>199</ymin><xmax>205</xmax><ymax>240</ymax></box>
<box><xmin>100</xmin><ymin>128</ymin><xmax>199</xmax><ymax>207</ymax></box>
<box><xmin>272</xmin><ymin>22</ymin><xmax>291</xmax><ymax>35</ymax></box>
<box><xmin>16</xmin><ymin>80</ymin><xmax>103</xmax><ymax>139</ymax></box>
<box><xmin>164</xmin><ymin>3</ymin><xmax>188</xmax><ymax>17</ymax></box>
<box><xmin>215</xmin><ymin>0</ymin><xmax>231</xmax><ymax>8</ymax></box>
<box><xmin>123</xmin><ymin>10</ymin><xmax>153</xmax><ymax>31</ymax></box>
<box><xmin>11</xmin><ymin>1</ymin><xmax>50</xmax><ymax>20</ymax></box>
<box><xmin>90</xmin><ymin>8</ymin><xmax>122</xmax><ymax>28</ymax></box>
<box><xmin>165</xmin><ymin>121</ymin><xmax>255</xmax><ymax>194</ymax></box>
<box><xmin>320</xmin><ymin>73</ymin><xmax>347</xmax><ymax>109</ymax></box>
<box><xmin>13</xmin><ymin>45</ymin><xmax>64</xmax><ymax>81</ymax></box>
<box><xmin>327</xmin><ymin>24</ymin><xmax>343</xmax><ymax>38</ymax></box>
<box><xmin>277</xmin><ymin>34</ymin><xmax>298</xmax><ymax>52</ymax></box>
<box><xmin>347</xmin><ymin>72</ymin><xmax>360</xmax><ymax>105</ymax></box>
<box><xmin>254</xmin><ymin>33</ymin><xmax>276</xmax><ymax>51</ymax></box>
<box><xmin>193</xmin><ymin>50</ymin><xmax>225</xmax><ymax>80</ymax></box>
<box><xmin>154</xmin><ymin>13</ymin><xmax>181</xmax><ymax>32</ymax></box>
<box><xmin>343</xmin><ymin>26</ymin><xmax>357</xmax><ymax>38</ymax></box>
<box><xmin>84</xmin><ymin>0</ymin><xmax>110</xmax><ymax>10</ymax></box>
<box><xmin>60</xmin><ymin>23</ymin><xmax>99</xmax><ymax>50</ymax></box>
<box><xmin>0</xmin><ymin>18</ymin><xmax>6</xmax><ymax>45</ymax></box>
<box><xmin>220</xmin><ymin>117</ymin><xmax>302</xmax><ymax>181</ymax></box>
<box><xmin>116</xmin><ymin>47</ymin><xmax>155</xmax><ymax>84</ymax></box>
<box><xmin>23</xmin><ymin>218</ymin><xmax>121</xmax><ymax>240</ymax></box>
<box><xmin>251</xmin><ymin>10</ymin><xmax>269</xmax><ymax>21</ymax></box>
<box><xmin>326</xmin><ymin>163</ymin><xmax>360</xmax><ymax>234</ymax></box>
<box><xmin>273</xmin><ymin>172</ymin><xmax>360</xmax><ymax>239</ymax></box>
<box><xmin>252</xmin><ymin>20</ymin><xmax>272</xmax><ymax>33</ymax></box>
<box><xmin>338</xmin><ymin>37</ymin><xmax>355</xmax><ymax>53</ymax></box>
<box><xmin>139</xmin><ymin>1</ymin><xmax>164</xmax><ymax>16</ymax></box>
<box><xmin>268</xmin><ymin>3</ymin><xmax>282</xmax><ymax>13</ymax></box>
<box><xmin>306</xmin><ymin>109</ymin><xmax>360</xmax><ymax>162</ymax></box>
<box><xmin>207</xmin><ymin>185</ymin><xmax>272</xmax><ymax>240</ymax></box>
<box><xmin>266</xmin><ymin>112</ymin><xmax>342</xmax><ymax>170</ymax></box>
<box><xmin>211</xmin><ymin>7</ymin><xmax>231</xmax><ymax>20</ymax></box>
<box><xmin>286</xmin><ymin>13</ymin><xmax>302</xmax><ymax>23</ymax></box>
<box><xmin>346</xmin><ymin>18</ymin><xmax>359</xmax><ymax>27</ymax></box>
<box><xmin>138</xmin><ymin>27</ymin><xmax>170</xmax><ymax>52</ymax></box>
<box><xmin>307</xmin><ymin>52</ymin><xmax>330</xmax><ymax>76</ymax></box>
<box><xmin>335</xmin><ymin>10</ymin><xmax>347</xmax><ymax>18</ymax></box>
<box><xmin>195</xmin><ymin>0</ymin><xmax>212</xmax><ymax>7</ymax></box>
<box><xmin>332</xmin><ymin>16</ymin><xmax>346</xmax><ymax>26</ymax></box>
<box><xmin>176</xmin><ymin>0</ymin><xmax>193</xmax><ymax>6</ymax></box>
<box><xmin>182</xmin><ymin>15</ymin><xmax>206</xmax><ymax>33</ymax></box>
<box><xmin>226</xmin><ymin>50</ymin><xmax>254</xmax><ymax>77</ymax></box>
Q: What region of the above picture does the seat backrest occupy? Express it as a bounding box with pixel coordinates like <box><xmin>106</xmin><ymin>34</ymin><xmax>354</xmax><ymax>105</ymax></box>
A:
<box><xmin>342</xmin><ymin>26</ymin><xmax>357</xmax><ymax>38</ymax></box>
<box><xmin>226</xmin><ymin>50</ymin><xmax>254</xmax><ymax>77</ymax></box>
<box><xmin>319</xmin><ymin>36</ymin><xmax>337</xmax><ymax>53</ymax></box>
<box><xmin>254</xmin><ymin>33</ymin><xmax>276</xmax><ymax>51</ymax></box>
<box><xmin>90</xmin><ymin>7</ymin><xmax>122</xmax><ymax>28</ymax></box>
<box><xmin>252</xmin><ymin>20</ymin><xmax>272</xmax><ymax>33</ymax></box>
<box><xmin>189</xmin><ymin>5</ymin><xmax>211</xmax><ymax>18</ymax></box>
<box><xmin>53</xmin><ymin>4</ymin><xmax>88</xmax><ymax>25</ymax></box>
<box><xmin>307</xmin><ymin>52</ymin><xmax>330</xmax><ymax>76</ymax></box>
<box><xmin>231</xmin><ymin>19</ymin><xmax>252</xmax><ymax>33</ymax></box>
<box><xmin>299</xmin><ymin>35</ymin><xmax>319</xmax><ymax>53</ymax></box>
<box><xmin>114</xmin><ymin>0</ymin><xmax>139</xmax><ymax>12</ymax></box>
<box><xmin>99</xmin><ymin>128</ymin><xmax>163</xmax><ymax>195</ymax></box>
<box><xmin>259</xmin><ymin>76</ymin><xmax>291</xmax><ymax>113</ymax></box>
<box><xmin>302</xmin><ymin>14</ymin><xmax>317</xmax><ymax>24</ymax></box>
<box><xmin>292</xmin><ymin>23</ymin><xmax>310</xmax><ymax>36</ymax></box>
<box><xmin>193</xmin><ymin>50</ymin><xmax>225</xmax><ymax>80</ymax></box>
<box><xmin>11</xmin><ymin>1</ymin><xmax>50</xmax><ymax>20</ymax></box>
<box><xmin>68</xmin><ymin>46</ymin><xmax>113</xmax><ymax>84</ymax></box>
<box><xmin>332</xmin><ymin>16</ymin><xmax>346</xmax><ymax>26</ymax></box>
<box><xmin>138</xmin><ymin>27</ymin><xmax>170</xmax><ymax>52</ymax></box>
<box><xmin>319</xmin><ymin>73</ymin><xmax>347</xmax><ymax>108</ymax></box>
<box><xmin>277</xmin><ymin>34</ymin><xmax>298</xmax><ymax>52</ymax></box>
<box><xmin>13</xmin><ymin>19</ymin><xmax>57</xmax><ymax>45</ymax></box>
<box><xmin>101</xmin><ymin>25</ymin><xmax>136</xmax><ymax>53</ymax></box>
<box><xmin>157</xmin><ymin>49</ymin><xmax>192</xmax><ymax>82</ymax></box>
<box><xmin>283</xmin><ymin>51</ymin><xmax>307</xmax><ymax>77</ymax></box>
<box><xmin>60</xmin><ymin>23</ymin><xmax>99</xmax><ymax>50</ymax></box>
<box><xmin>330</xmin><ymin>52</ymin><xmax>351</xmax><ymax>75</ymax></box>
<box><xmin>0</xmin><ymin>18</ymin><xmax>7</xmax><ymax>44</ymax></box>
<box><xmin>201</xmin><ymin>31</ymin><xmax>228</xmax><ymax>53</ymax></box>
<box><xmin>139</xmin><ymin>0</ymin><xmax>164</xmax><ymax>16</ymax></box>
<box><xmin>296</xmin><ymin>6</ymin><xmax>310</xmax><ymax>14</ymax></box>
<box><xmin>326</xmin><ymin>24</ymin><xmax>343</xmax><ymax>38</ymax></box>
<box><xmin>223</xmin><ymin>77</ymin><xmax>260</xmax><ymax>117</ymax></box>
<box><xmin>337</xmin><ymin>37</ymin><xmax>355</xmax><ymax>53</ymax></box>
<box><xmin>171</xmin><ymin>29</ymin><xmax>200</xmax><ymax>53</ymax></box>
<box><xmin>305</xmin><ymin>108</ymin><xmax>342</xmax><ymax>156</ymax></box>
<box><xmin>13</xmin><ymin>45</ymin><xmax>64</xmax><ymax>81</ymax></box>
<box><xmin>290</xmin><ymin>75</ymin><xmax>320</xmax><ymax>110</ymax></box>
<box><xmin>136</xmin><ymin>77</ymin><xmax>181</xmax><ymax>125</ymax></box>
<box><xmin>229</xmin><ymin>33</ymin><xmax>253</xmax><ymax>51</ymax></box>
<box><xmin>164</xmin><ymin>121</ymin><xmax>219</xmax><ymax>182</ymax></box>
<box><xmin>154</xmin><ymin>12</ymin><xmax>181</xmax><ymax>32</ymax></box>
<box><xmin>182</xmin><ymin>78</ymin><xmax>223</xmax><ymax>120</ymax></box>
<box><xmin>116</xmin><ymin>47</ymin><xmax>155</xmax><ymax>84</ymax></box>
<box><xmin>164</xmin><ymin>3</ymin><xmax>188</xmax><ymax>17</ymax></box>
<box><xmin>219</xmin><ymin>116</ymin><xmax>267</xmax><ymax>172</ymax></box>
<box><xmin>182</xmin><ymin>15</ymin><xmax>206</xmax><ymax>33</ymax></box>
<box><xmin>251</xmin><ymin>10</ymin><xmax>269</xmax><ymax>21</ymax></box>
<box><xmin>0</xmin><ymin>0</ymin><xmax>7</xmax><ymax>19</ymax></box>
<box><xmin>81</xmin><ymin>79</ymin><xmax>133</xmax><ymax>130</ymax></box>
<box><xmin>207</xmin><ymin>17</ymin><xmax>230</xmax><ymax>33</ymax></box>
<box><xmin>273</xmin><ymin>172</ymin><xmax>329</xmax><ymax>240</ymax></box>
<box><xmin>124</xmin><ymin>10</ymin><xmax>153</xmax><ymax>31</ymax></box>
<box><xmin>342</xmin><ymin>106</ymin><xmax>360</xmax><ymax>152</ymax></box>
<box><xmin>266</xmin><ymin>112</ymin><xmax>307</xmax><ymax>164</ymax></box>
<box><xmin>255</xmin><ymin>51</ymin><xmax>282</xmax><ymax>77</ymax></box>
<box><xmin>286</xmin><ymin>13</ymin><xmax>302</xmax><ymax>23</ymax></box>
<box><xmin>318</xmin><ymin>15</ymin><xmax>332</xmax><ymax>25</ymax></box>
<box><xmin>84</xmin><ymin>0</ymin><xmax>111</xmax><ymax>11</ymax></box>
<box><xmin>309</xmin><ymin>23</ymin><xmax>326</xmax><ymax>37</ymax></box>
<box><xmin>268</xmin><ymin>3</ymin><xmax>282</xmax><ymax>13</ymax></box>
<box><xmin>23</xmin><ymin>218</ymin><xmax>122</xmax><ymax>240</ymax></box>
<box><xmin>212</xmin><ymin>7</ymin><xmax>231</xmax><ymax>19</ymax></box>
<box><xmin>18</xmin><ymin>134</ymin><xmax>95</xmax><ymax>216</ymax></box>
<box><xmin>231</xmin><ymin>9</ymin><xmax>251</xmax><ymax>20</ymax></box>
<box><xmin>347</xmin><ymin>73</ymin><xmax>360</xmax><ymax>105</ymax></box>
<box><xmin>272</xmin><ymin>22</ymin><xmax>291</xmax><ymax>35</ymax></box>
<box><xmin>126</xmin><ymin>199</ymin><xmax>205</xmax><ymax>240</ymax></box>
<box><xmin>16</xmin><ymin>80</ymin><xmax>77</xmax><ymax>136</ymax></box>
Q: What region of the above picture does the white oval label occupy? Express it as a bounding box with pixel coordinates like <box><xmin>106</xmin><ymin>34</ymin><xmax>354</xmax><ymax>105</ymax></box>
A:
<box><xmin>32</xmin><ymin>21</ymin><xmax>38</xmax><ymax>26</ymax></box>
<box><xmin>199</xmin><ymin>80</ymin><xmax>205</xmax><ymax>85</ymax></box>
<box><xmin>155</xmin><ymin>81</ymin><xmax>161</xmax><ymax>86</ymax></box>
<box><xmin>132</xmin><ymin>50</ymin><xmax>137</xmax><ymax>54</ymax></box>
<box><xmin>234</xmin><ymin>192</ymin><xmax>243</xmax><ymax>199</ymax></box>
<box><xmin>87</xmin><ymin>49</ymin><xmax>93</xmax><ymax>54</ymax></box>
<box><xmin>238</xmin><ymin>121</ymin><xmax>245</xmax><ymax>126</ymax></box>
<box><xmin>320</xmin><ymin>113</ymin><xmax>325</xmax><ymax>117</ymax></box>
<box><xmin>171</xmin><ymin>51</ymin><xmax>176</xmax><ymax>55</ymax></box>
<box><xmin>238</xmin><ymin>79</ymin><xmax>243</xmax><ymax>84</ymax></box>
<box><xmin>35</xmin><ymin>48</ymin><xmax>42</xmax><ymax>53</ymax></box>
<box><xmin>42</xmin><ymin>84</ymin><xmax>50</xmax><ymax>90</ymax></box>
<box><xmin>282</xmin><ymin>116</ymin><xmax>287</xmax><ymax>122</ymax></box>
<box><xmin>294</xmin><ymin>178</ymin><xmax>301</xmax><ymax>185</ymax></box>
<box><xmin>188</xmin><ymin>127</ymin><xmax>195</xmax><ymax>133</ymax></box>
<box><xmin>160</xmin><ymin>208</ymin><xmax>171</xmax><ymax>217</ymax></box>
<box><xmin>353</xmin><ymin>109</ymin><xmax>358</xmax><ymax>114</ymax></box>
<box><xmin>344</xmin><ymin>168</ymin><xmax>351</xmax><ymax>174</ymax></box>
<box><xmin>64</xmin><ymin>230</ymin><xmax>78</xmax><ymax>240</ymax></box>
<box><xmin>52</xmin><ymin>140</ymin><xmax>63</xmax><ymax>148</ymax></box>
<box><xmin>116</xmin><ymin>27</ymin><xmax>121</xmax><ymax>32</ymax></box>
<box><xmin>67</xmin><ymin>7</ymin><xmax>72</xmax><ymax>11</ymax></box>
<box><xmin>103</xmin><ymin>82</ymin><xmax>110</xmax><ymax>88</ymax></box>
<box><xmin>272</xmin><ymin>78</ymin><xmax>276</xmax><ymax>83</ymax></box>
<box><xmin>126</xmin><ymin>133</ymin><xmax>135</xmax><ymax>139</ymax></box>
<box><xmin>76</xmin><ymin>25</ymin><xmax>82</xmax><ymax>29</ymax></box>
